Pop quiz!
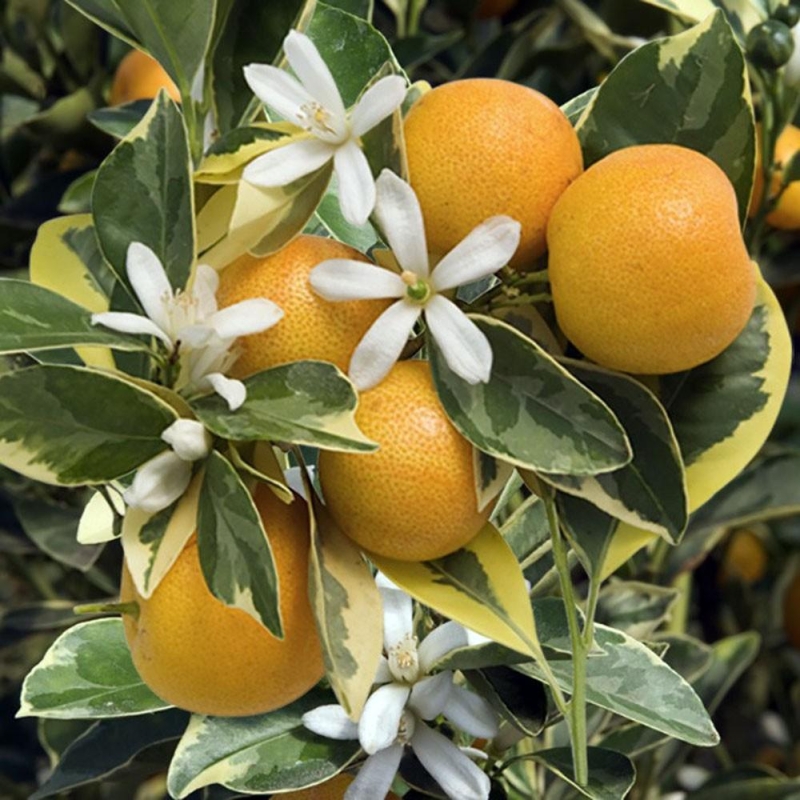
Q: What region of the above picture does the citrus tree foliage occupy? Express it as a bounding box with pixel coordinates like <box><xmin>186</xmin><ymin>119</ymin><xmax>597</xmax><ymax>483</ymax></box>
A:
<box><xmin>1</xmin><ymin>0</ymin><xmax>798</xmax><ymax>799</ymax></box>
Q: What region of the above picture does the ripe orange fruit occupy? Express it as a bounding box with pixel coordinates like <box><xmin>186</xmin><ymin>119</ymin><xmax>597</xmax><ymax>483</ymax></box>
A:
<box><xmin>403</xmin><ymin>78</ymin><xmax>583</xmax><ymax>270</ymax></box>
<box><xmin>476</xmin><ymin>0</ymin><xmax>518</xmax><ymax>17</ymax></box>
<box><xmin>784</xmin><ymin>570</ymin><xmax>800</xmax><ymax>649</ymax></box>
<box><xmin>120</xmin><ymin>486</ymin><xmax>324</xmax><ymax>716</ymax></box>
<box><xmin>718</xmin><ymin>529</ymin><xmax>768</xmax><ymax>585</ymax></box>
<box><xmin>750</xmin><ymin>124</ymin><xmax>800</xmax><ymax>229</ymax></box>
<box><xmin>109</xmin><ymin>49</ymin><xmax>180</xmax><ymax>106</ymax></box>
<box><xmin>547</xmin><ymin>144</ymin><xmax>756</xmax><ymax>375</ymax></box>
<box><xmin>318</xmin><ymin>360</ymin><xmax>490</xmax><ymax>562</ymax></box>
<box><xmin>282</xmin><ymin>774</ymin><xmax>400</xmax><ymax>800</ymax></box>
<box><xmin>216</xmin><ymin>235</ymin><xmax>391</xmax><ymax>377</ymax></box>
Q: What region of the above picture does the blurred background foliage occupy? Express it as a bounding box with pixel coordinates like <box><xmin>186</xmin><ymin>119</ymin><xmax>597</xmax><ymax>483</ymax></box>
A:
<box><xmin>0</xmin><ymin>0</ymin><xmax>799</xmax><ymax>797</ymax></box>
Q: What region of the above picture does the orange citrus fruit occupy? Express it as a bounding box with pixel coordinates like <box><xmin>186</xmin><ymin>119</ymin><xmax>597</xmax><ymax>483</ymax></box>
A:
<box><xmin>718</xmin><ymin>529</ymin><xmax>768</xmax><ymax>585</ymax></box>
<box><xmin>403</xmin><ymin>78</ymin><xmax>583</xmax><ymax>270</ymax></box>
<box><xmin>547</xmin><ymin>144</ymin><xmax>756</xmax><ymax>375</ymax></box>
<box><xmin>109</xmin><ymin>49</ymin><xmax>180</xmax><ymax>106</ymax></box>
<box><xmin>476</xmin><ymin>0</ymin><xmax>518</xmax><ymax>17</ymax></box>
<box><xmin>750</xmin><ymin>123</ymin><xmax>800</xmax><ymax>229</ymax></box>
<box><xmin>318</xmin><ymin>360</ymin><xmax>490</xmax><ymax>562</ymax></box>
<box><xmin>784</xmin><ymin>570</ymin><xmax>800</xmax><ymax>649</ymax></box>
<box><xmin>216</xmin><ymin>235</ymin><xmax>390</xmax><ymax>377</ymax></box>
<box><xmin>120</xmin><ymin>485</ymin><xmax>324</xmax><ymax>716</ymax></box>
<box><xmin>281</xmin><ymin>774</ymin><xmax>400</xmax><ymax>799</ymax></box>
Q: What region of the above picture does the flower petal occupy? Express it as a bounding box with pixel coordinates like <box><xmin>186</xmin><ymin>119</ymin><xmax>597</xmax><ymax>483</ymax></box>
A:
<box><xmin>90</xmin><ymin>311</ymin><xmax>171</xmax><ymax>346</ymax></box>
<box><xmin>193</xmin><ymin>264</ymin><xmax>220</xmax><ymax>318</ymax></box>
<box><xmin>373</xmin><ymin>656</ymin><xmax>393</xmax><ymax>685</ymax></box>
<box><xmin>123</xmin><ymin>451</ymin><xmax>192</xmax><ymax>514</ymax></box>
<box><xmin>409</xmin><ymin>672</ymin><xmax>453</xmax><ymax>720</ymax></box>
<box><xmin>348</xmin><ymin>300</ymin><xmax>420</xmax><ymax>391</ymax></box>
<box><xmin>444</xmin><ymin>686</ymin><xmax>499</xmax><ymax>739</ymax></box>
<box><xmin>209</xmin><ymin>298</ymin><xmax>284</xmax><ymax>339</ymax></box>
<box><xmin>344</xmin><ymin>745</ymin><xmax>403</xmax><ymax>800</ymax></box>
<box><xmin>334</xmin><ymin>140</ymin><xmax>376</xmax><ymax>226</ymax></box>
<box><xmin>126</xmin><ymin>242</ymin><xmax>173</xmax><ymax>333</ymax></box>
<box><xmin>411</xmin><ymin>723</ymin><xmax>491</xmax><ymax>800</ymax></box>
<box><xmin>380</xmin><ymin>585</ymin><xmax>413</xmax><ymax>652</ymax></box>
<box><xmin>161</xmin><ymin>419</ymin><xmax>211</xmax><ymax>462</ymax></box>
<box><xmin>430</xmin><ymin>216</ymin><xmax>521</xmax><ymax>292</ymax></box>
<box><xmin>243</xmin><ymin>138</ymin><xmax>335</xmax><ymax>187</ymax></box>
<box><xmin>204</xmin><ymin>373</ymin><xmax>247</xmax><ymax>411</ymax></box>
<box><xmin>374</xmin><ymin>170</ymin><xmax>429</xmax><ymax>276</ymax></box>
<box><xmin>243</xmin><ymin>62</ymin><xmax>312</xmax><ymax>125</ymax></box>
<box><xmin>310</xmin><ymin>259</ymin><xmax>405</xmax><ymax>301</ymax></box>
<box><xmin>424</xmin><ymin>296</ymin><xmax>492</xmax><ymax>384</ymax></box>
<box><xmin>350</xmin><ymin>76</ymin><xmax>407</xmax><ymax>138</ymax></box>
<box><xmin>418</xmin><ymin>621</ymin><xmax>469</xmax><ymax>673</ymax></box>
<box><xmin>302</xmin><ymin>704</ymin><xmax>359</xmax><ymax>740</ymax></box>
<box><xmin>358</xmin><ymin>683</ymin><xmax>410</xmax><ymax>754</ymax></box>
<box><xmin>284</xmin><ymin>31</ymin><xmax>346</xmax><ymax>122</ymax></box>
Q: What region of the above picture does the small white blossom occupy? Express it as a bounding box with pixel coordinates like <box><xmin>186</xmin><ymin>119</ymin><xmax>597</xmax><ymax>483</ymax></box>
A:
<box><xmin>302</xmin><ymin>574</ymin><xmax>498</xmax><ymax>800</ymax></box>
<box><xmin>91</xmin><ymin>242</ymin><xmax>282</xmax><ymax>409</ymax></box>
<box><xmin>124</xmin><ymin>419</ymin><xmax>211</xmax><ymax>513</ymax></box>
<box><xmin>310</xmin><ymin>170</ymin><xmax>521</xmax><ymax>390</ymax></box>
<box><xmin>242</xmin><ymin>30</ymin><xmax>407</xmax><ymax>226</ymax></box>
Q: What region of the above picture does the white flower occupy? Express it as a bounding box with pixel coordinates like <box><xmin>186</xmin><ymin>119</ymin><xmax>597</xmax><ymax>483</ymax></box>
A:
<box><xmin>302</xmin><ymin>574</ymin><xmax>498</xmax><ymax>800</ymax></box>
<box><xmin>242</xmin><ymin>30</ymin><xmax>407</xmax><ymax>226</ymax></box>
<box><xmin>124</xmin><ymin>419</ymin><xmax>211</xmax><ymax>513</ymax></box>
<box><xmin>310</xmin><ymin>170</ymin><xmax>521</xmax><ymax>390</ymax></box>
<box><xmin>91</xmin><ymin>242</ymin><xmax>282</xmax><ymax>409</ymax></box>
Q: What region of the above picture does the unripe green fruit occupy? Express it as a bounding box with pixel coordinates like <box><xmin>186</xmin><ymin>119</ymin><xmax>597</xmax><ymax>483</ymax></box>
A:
<box><xmin>774</xmin><ymin>3</ymin><xmax>800</xmax><ymax>28</ymax></box>
<box><xmin>747</xmin><ymin>20</ymin><xmax>795</xmax><ymax>69</ymax></box>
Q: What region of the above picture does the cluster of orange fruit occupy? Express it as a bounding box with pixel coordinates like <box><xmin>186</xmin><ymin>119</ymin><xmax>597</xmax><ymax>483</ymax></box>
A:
<box><xmin>113</xmin><ymin>54</ymin><xmax>759</xmax><ymax>724</ymax></box>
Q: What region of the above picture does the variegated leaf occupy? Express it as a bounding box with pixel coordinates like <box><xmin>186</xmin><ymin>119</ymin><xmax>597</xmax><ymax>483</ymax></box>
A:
<box><xmin>372</xmin><ymin>522</ymin><xmax>539</xmax><ymax>658</ymax></box>
<box><xmin>191</xmin><ymin>361</ymin><xmax>377</xmax><ymax>453</ymax></box>
<box><xmin>637</xmin><ymin>0</ymin><xmax>766</xmax><ymax>37</ymax></box>
<box><xmin>19</xmin><ymin>619</ymin><xmax>170</xmax><ymax>719</ymax></box>
<box><xmin>196</xmin><ymin>451</ymin><xmax>282</xmax><ymax>637</ymax></box>
<box><xmin>576</xmin><ymin>10</ymin><xmax>755</xmax><ymax>222</ymax></box>
<box><xmin>431</xmin><ymin>315</ymin><xmax>631</xmax><ymax>476</ymax></box>
<box><xmin>308</xmin><ymin>495</ymin><xmax>383</xmax><ymax>719</ymax></box>
<box><xmin>474</xmin><ymin>449</ymin><xmax>515</xmax><ymax>514</ymax></box>
<box><xmin>227</xmin><ymin>442</ymin><xmax>294</xmax><ymax>504</ymax></box>
<box><xmin>93</xmin><ymin>91</ymin><xmax>195</xmax><ymax>292</ymax></box>
<box><xmin>602</xmin><ymin>276</ymin><xmax>792</xmax><ymax>576</ymax></box>
<box><xmin>0</xmin><ymin>365</ymin><xmax>177</xmax><ymax>486</ymax></box>
<box><xmin>0</xmin><ymin>280</ymin><xmax>150</xmax><ymax>356</ymax></box>
<box><xmin>543</xmin><ymin>362</ymin><xmax>688</xmax><ymax>543</ymax></box>
<box><xmin>122</xmin><ymin>472</ymin><xmax>201</xmax><ymax>598</ymax></box>
<box><xmin>166</xmin><ymin>688</ymin><xmax>358</xmax><ymax>798</ymax></box>
<box><xmin>198</xmin><ymin>162</ymin><xmax>332</xmax><ymax>268</ymax></box>
<box><xmin>517</xmin><ymin>600</ymin><xmax>719</xmax><ymax>746</ymax></box>
<box><xmin>77</xmin><ymin>488</ymin><xmax>125</xmax><ymax>545</ymax></box>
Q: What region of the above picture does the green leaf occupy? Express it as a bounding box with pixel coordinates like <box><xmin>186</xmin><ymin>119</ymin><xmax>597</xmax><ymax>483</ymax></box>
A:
<box><xmin>210</xmin><ymin>0</ymin><xmax>306</xmax><ymax>133</ymax></box>
<box><xmin>595</xmin><ymin>580</ymin><xmax>680</xmax><ymax>639</ymax></box>
<box><xmin>92</xmin><ymin>92</ymin><xmax>195</xmax><ymax>292</ymax></box>
<box><xmin>63</xmin><ymin>0</ymin><xmax>137</xmax><ymax>46</ymax></box>
<box><xmin>58</xmin><ymin>169</ymin><xmax>96</xmax><ymax>214</ymax></box>
<box><xmin>0</xmin><ymin>279</ymin><xmax>150</xmax><ymax>356</ymax></box>
<box><xmin>0</xmin><ymin>365</ymin><xmax>176</xmax><ymax>486</ymax></box>
<box><xmin>529</xmin><ymin>747</ymin><xmax>636</xmax><ymax>800</ymax></box>
<box><xmin>576</xmin><ymin>10</ymin><xmax>755</xmax><ymax>221</ymax></box>
<box><xmin>315</xmin><ymin>179</ymin><xmax>382</xmax><ymax>252</ymax></box>
<box><xmin>197</xmin><ymin>451</ymin><xmax>282</xmax><ymax>637</ymax></box>
<box><xmin>690</xmin><ymin>767</ymin><xmax>800</xmax><ymax>799</ymax></box>
<box><xmin>517</xmin><ymin>599</ymin><xmax>719</xmax><ymax>746</ymax></box>
<box><xmin>308</xmin><ymin>493</ymin><xmax>383</xmax><ymax>719</ymax></box>
<box><xmin>431</xmin><ymin>316</ymin><xmax>631</xmax><ymax>475</ymax></box>
<box><xmin>19</xmin><ymin>618</ymin><xmax>171</xmax><ymax>718</ymax></box>
<box><xmin>543</xmin><ymin>361</ymin><xmax>688</xmax><ymax>542</ymax></box>
<box><xmin>166</xmin><ymin>688</ymin><xmax>359</xmax><ymax>798</ymax></box>
<box><xmin>112</xmin><ymin>1</ymin><xmax>216</xmax><ymax>98</ymax></box>
<box><xmin>637</xmin><ymin>0</ymin><xmax>765</xmax><ymax>39</ymax></box>
<box><xmin>191</xmin><ymin>361</ymin><xmax>376</xmax><ymax>453</ymax></box>
<box><xmin>31</xmin><ymin>709</ymin><xmax>189</xmax><ymax>799</ymax></box>
<box><xmin>88</xmin><ymin>101</ymin><xmax>150</xmax><ymax>138</ymax></box>
<box><xmin>464</xmin><ymin>665</ymin><xmax>547</xmax><ymax>735</ymax></box>
<box><xmin>601</xmin><ymin>277</ymin><xmax>792</xmax><ymax>577</ymax></box>
<box><xmin>372</xmin><ymin>522</ymin><xmax>539</xmax><ymax>658</ymax></box>
<box><xmin>304</xmin><ymin>2</ymin><xmax>402</xmax><ymax>108</ymax></box>
<box><xmin>557</xmin><ymin>492</ymin><xmax>619</xmax><ymax>580</ymax></box>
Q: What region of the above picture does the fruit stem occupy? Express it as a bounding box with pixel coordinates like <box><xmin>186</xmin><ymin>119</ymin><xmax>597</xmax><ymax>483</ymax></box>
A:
<box><xmin>74</xmin><ymin>601</ymin><xmax>140</xmax><ymax>620</ymax></box>
<box><xmin>542</xmin><ymin>488</ymin><xmax>590</xmax><ymax>788</ymax></box>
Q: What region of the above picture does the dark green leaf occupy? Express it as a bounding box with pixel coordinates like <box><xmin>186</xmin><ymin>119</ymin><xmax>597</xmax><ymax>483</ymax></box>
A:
<box><xmin>197</xmin><ymin>451</ymin><xmax>282</xmax><ymax>637</ymax></box>
<box><xmin>531</xmin><ymin>747</ymin><xmax>636</xmax><ymax>800</ymax></box>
